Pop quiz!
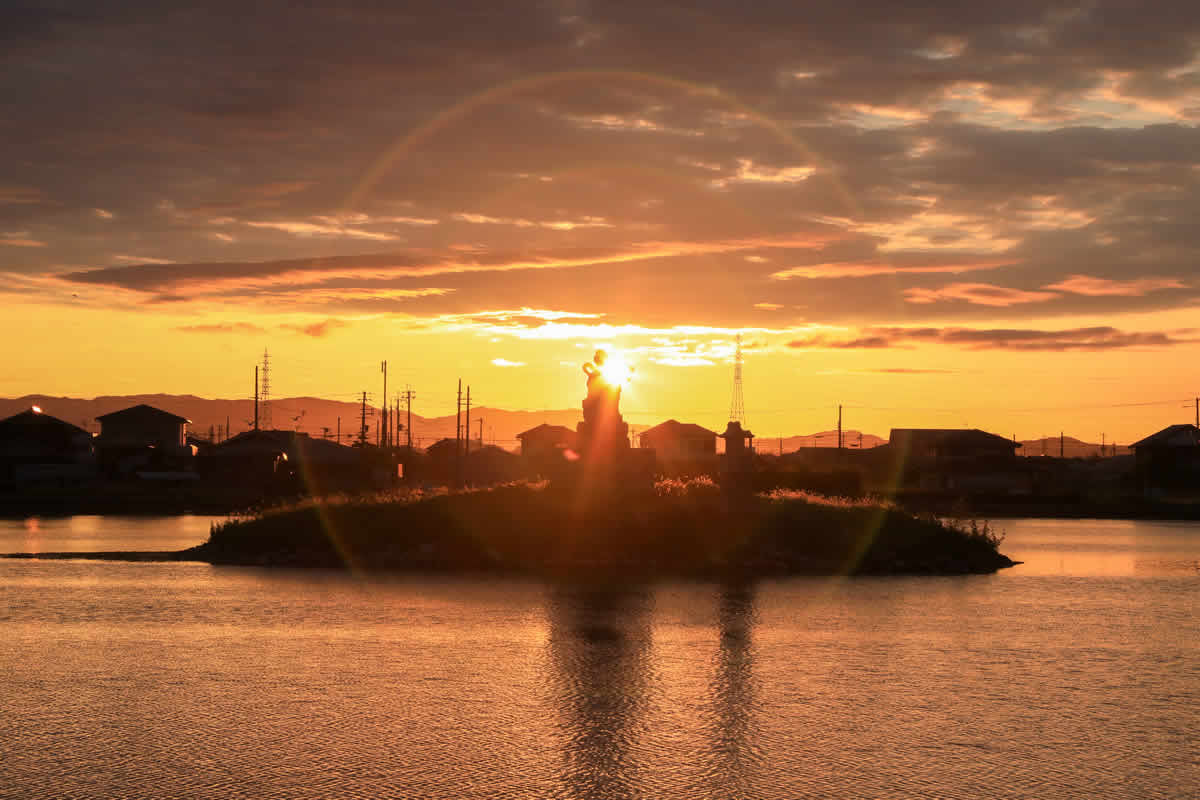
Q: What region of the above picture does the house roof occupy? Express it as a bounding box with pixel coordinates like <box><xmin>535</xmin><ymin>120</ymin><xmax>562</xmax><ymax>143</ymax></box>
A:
<box><xmin>0</xmin><ymin>408</ymin><xmax>88</xmax><ymax>438</ymax></box>
<box><xmin>97</xmin><ymin>404</ymin><xmax>190</xmax><ymax>424</ymax></box>
<box><xmin>425</xmin><ymin>437</ymin><xmax>459</xmax><ymax>455</ymax></box>
<box><xmin>640</xmin><ymin>419</ymin><xmax>718</xmax><ymax>439</ymax></box>
<box><xmin>1130</xmin><ymin>424</ymin><xmax>1200</xmax><ymax>449</ymax></box>
<box><xmin>516</xmin><ymin>423</ymin><xmax>576</xmax><ymax>440</ymax></box>
<box><xmin>889</xmin><ymin>428</ymin><xmax>1017</xmax><ymax>450</ymax></box>
<box><xmin>210</xmin><ymin>429</ymin><xmax>359</xmax><ymax>463</ymax></box>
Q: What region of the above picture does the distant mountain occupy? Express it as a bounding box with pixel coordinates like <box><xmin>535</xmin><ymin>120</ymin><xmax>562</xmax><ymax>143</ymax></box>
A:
<box><xmin>0</xmin><ymin>394</ymin><xmax>581</xmax><ymax>451</ymax></box>
<box><xmin>773</xmin><ymin>430</ymin><xmax>887</xmax><ymax>452</ymax></box>
<box><xmin>4</xmin><ymin>395</ymin><xmax>1128</xmax><ymax>458</ymax></box>
<box><xmin>1019</xmin><ymin>436</ymin><xmax>1131</xmax><ymax>458</ymax></box>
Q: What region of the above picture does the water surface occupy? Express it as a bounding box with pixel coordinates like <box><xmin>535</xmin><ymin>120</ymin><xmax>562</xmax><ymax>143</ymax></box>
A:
<box><xmin>0</xmin><ymin>518</ymin><xmax>1195</xmax><ymax>798</ymax></box>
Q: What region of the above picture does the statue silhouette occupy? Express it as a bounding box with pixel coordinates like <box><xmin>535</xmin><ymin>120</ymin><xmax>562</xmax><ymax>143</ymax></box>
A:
<box><xmin>581</xmin><ymin>350</ymin><xmax>622</xmax><ymax>425</ymax></box>
<box><xmin>577</xmin><ymin>349</ymin><xmax>630</xmax><ymax>460</ymax></box>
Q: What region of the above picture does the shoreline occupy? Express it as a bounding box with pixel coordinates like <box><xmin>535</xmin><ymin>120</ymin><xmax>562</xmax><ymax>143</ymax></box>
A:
<box><xmin>3</xmin><ymin>485</ymin><xmax>1019</xmax><ymax>576</ymax></box>
<box><xmin>4</xmin><ymin>495</ymin><xmax>1199</xmax><ymax>523</ymax></box>
<box><xmin>147</xmin><ymin>485</ymin><xmax>1019</xmax><ymax>576</ymax></box>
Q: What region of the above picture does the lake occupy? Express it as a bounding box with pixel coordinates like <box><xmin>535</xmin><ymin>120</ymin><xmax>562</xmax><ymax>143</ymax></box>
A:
<box><xmin>0</xmin><ymin>516</ymin><xmax>1195</xmax><ymax>798</ymax></box>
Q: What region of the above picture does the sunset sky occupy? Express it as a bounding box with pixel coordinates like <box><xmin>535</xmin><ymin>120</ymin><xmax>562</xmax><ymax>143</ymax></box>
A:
<box><xmin>4</xmin><ymin>2</ymin><xmax>1200</xmax><ymax>441</ymax></box>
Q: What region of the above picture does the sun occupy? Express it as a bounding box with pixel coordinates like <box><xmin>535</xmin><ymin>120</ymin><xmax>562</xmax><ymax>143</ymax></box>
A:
<box><xmin>600</xmin><ymin>352</ymin><xmax>634</xmax><ymax>387</ymax></box>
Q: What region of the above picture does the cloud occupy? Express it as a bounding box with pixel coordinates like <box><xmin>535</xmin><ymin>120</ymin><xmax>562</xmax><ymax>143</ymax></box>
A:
<box><xmin>490</xmin><ymin>358</ymin><xmax>526</xmax><ymax>367</ymax></box>
<box><xmin>112</xmin><ymin>254</ymin><xmax>175</xmax><ymax>265</ymax></box>
<box><xmin>770</xmin><ymin>259</ymin><xmax>1014</xmax><ymax>280</ymax></box>
<box><xmin>903</xmin><ymin>282</ymin><xmax>1060</xmax><ymax>307</ymax></box>
<box><xmin>59</xmin><ymin>234</ymin><xmax>836</xmax><ymax>296</ymax></box>
<box><xmin>1044</xmin><ymin>274</ymin><xmax>1188</xmax><ymax>296</ymax></box>
<box><xmin>788</xmin><ymin>326</ymin><xmax>1199</xmax><ymax>351</ymax></box>
<box><xmin>452</xmin><ymin>212</ymin><xmax>612</xmax><ymax>230</ymax></box>
<box><xmin>244</xmin><ymin>220</ymin><xmax>399</xmax><ymax>241</ymax></box>
<box><xmin>281</xmin><ymin>318</ymin><xmax>349</xmax><ymax>337</ymax></box>
<box><xmin>870</xmin><ymin>367</ymin><xmax>957</xmax><ymax>374</ymax></box>
<box><xmin>754</xmin><ymin>302</ymin><xmax>784</xmax><ymax>310</ymax></box>
<box><xmin>1</xmin><ymin>232</ymin><xmax>45</xmax><ymax>247</ymax></box>
<box><xmin>712</xmin><ymin>159</ymin><xmax>816</xmax><ymax>188</ymax></box>
<box><xmin>175</xmin><ymin>322</ymin><xmax>268</xmax><ymax>334</ymax></box>
<box><xmin>0</xmin><ymin>186</ymin><xmax>49</xmax><ymax>205</ymax></box>
<box><xmin>93</xmin><ymin>208</ymin><xmax>114</xmax><ymax>220</ymax></box>
<box><xmin>8</xmin><ymin>1</ymin><xmax>1200</xmax><ymax>331</ymax></box>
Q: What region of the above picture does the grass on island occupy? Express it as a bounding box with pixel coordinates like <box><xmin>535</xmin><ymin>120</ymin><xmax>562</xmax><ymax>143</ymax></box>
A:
<box><xmin>188</xmin><ymin>478</ymin><xmax>1011</xmax><ymax>575</ymax></box>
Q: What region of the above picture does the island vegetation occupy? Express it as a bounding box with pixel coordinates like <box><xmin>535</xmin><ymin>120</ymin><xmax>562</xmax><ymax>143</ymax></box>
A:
<box><xmin>178</xmin><ymin>479</ymin><xmax>1016</xmax><ymax>576</ymax></box>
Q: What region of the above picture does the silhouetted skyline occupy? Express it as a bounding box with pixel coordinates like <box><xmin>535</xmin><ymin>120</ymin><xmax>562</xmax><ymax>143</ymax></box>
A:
<box><xmin>3</xmin><ymin>2</ymin><xmax>1198</xmax><ymax>443</ymax></box>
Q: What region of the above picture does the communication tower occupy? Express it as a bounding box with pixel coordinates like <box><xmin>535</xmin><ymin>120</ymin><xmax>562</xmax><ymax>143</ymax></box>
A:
<box><xmin>260</xmin><ymin>348</ymin><xmax>272</xmax><ymax>430</ymax></box>
<box><xmin>729</xmin><ymin>333</ymin><xmax>746</xmax><ymax>426</ymax></box>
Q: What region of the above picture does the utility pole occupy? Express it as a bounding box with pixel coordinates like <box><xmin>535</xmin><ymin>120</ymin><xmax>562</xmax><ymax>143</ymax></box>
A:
<box><xmin>404</xmin><ymin>386</ymin><xmax>414</xmax><ymax>449</ymax></box>
<box><xmin>226</xmin><ymin>415</ymin><xmax>230</xmax><ymax>442</ymax></box>
<box><xmin>778</xmin><ymin>436</ymin><xmax>782</xmax><ymax>456</ymax></box>
<box><xmin>837</xmin><ymin>404</ymin><xmax>843</xmax><ymax>450</ymax></box>
<box><xmin>380</xmin><ymin>361</ymin><xmax>388</xmax><ymax>447</ymax></box>
<box><xmin>477</xmin><ymin>417</ymin><xmax>484</xmax><ymax>448</ymax></box>
<box><xmin>253</xmin><ymin>365</ymin><xmax>259</xmax><ymax>431</ymax></box>
<box><xmin>1195</xmin><ymin>397</ymin><xmax>1198</xmax><ymax>428</ymax></box>
<box><xmin>359</xmin><ymin>391</ymin><xmax>368</xmax><ymax>446</ymax></box>
<box><xmin>465</xmin><ymin>386</ymin><xmax>471</xmax><ymax>457</ymax></box>
<box><xmin>456</xmin><ymin>379</ymin><xmax>463</xmax><ymax>486</ymax></box>
<box><xmin>1060</xmin><ymin>431</ymin><xmax>1064</xmax><ymax>459</ymax></box>
<box><xmin>337</xmin><ymin>416</ymin><xmax>340</xmax><ymax>444</ymax></box>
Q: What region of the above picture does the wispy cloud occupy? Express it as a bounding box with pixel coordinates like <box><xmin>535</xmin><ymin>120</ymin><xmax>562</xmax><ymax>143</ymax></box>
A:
<box><xmin>1</xmin><ymin>232</ymin><xmax>46</xmax><ymax>248</ymax></box>
<box><xmin>244</xmin><ymin>220</ymin><xmax>399</xmax><ymax>241</ymax></box>
<box><xmin>280</xmin><ymin>318</ymin><xmax>349</xmax><ymax>337</ymax></box>
<box><xmin>770</xmin><ymin>259</ymin><xmax>1013</xmax><ymax>280</ymax></box>
<box><xmin>713</xmin><ymin>158</ymin><xmax>816</xmax><ymax>188</ymax></box>
<box><xmin>62</xmin><ymin>234</ymin><xmax>837</xmax><ymax>296</ymax></box>
<box><xmin>112</xmin><ymin>254</ymin><xmax>176</xmax><ymax>265</ymax></box>
<box><xmin>175</xmin><ymin>322</ymin><xmax>268</xmax><ymax>334</ymax></box>
<box><xmin>452</xmin><ymin>212</ymin><xmax>612</xmax><ymax>230</ymax></box>
<box><xmin>904</xmin><ymin>282</ymin><xmax>1059</xmax><ymax>307</ymax></box>
<box><xmin>1044</xmin><ymin>274</ymin><xmax>1188</xmax><ymax>297</ymax></box>
<box><xmin>789</xmin><ymin>326</ymin><xmax>1199</xmax><ymax>351</ymax></box>
<box><xmin>490</xmin><ymin>358</ymin><xmax>526</xmax><ymax>367</ymax></box>
<box><xmin>0</xmin><ymin>186</ymin><xmax>48</xmax><ymax>205</ymax></box>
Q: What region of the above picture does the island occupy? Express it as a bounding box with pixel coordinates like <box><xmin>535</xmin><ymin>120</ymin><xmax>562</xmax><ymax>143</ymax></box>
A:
<box><xmin>157</xmin><ymin>482</ymin><xmax>1014</xmax><ymax>576</ymax></box>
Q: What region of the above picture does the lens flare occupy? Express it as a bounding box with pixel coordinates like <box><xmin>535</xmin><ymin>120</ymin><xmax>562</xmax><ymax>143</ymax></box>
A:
<box><xmin>599</xmin><ymin>353</ymin><xmax>633</xmax><ymax>387</ymax></box>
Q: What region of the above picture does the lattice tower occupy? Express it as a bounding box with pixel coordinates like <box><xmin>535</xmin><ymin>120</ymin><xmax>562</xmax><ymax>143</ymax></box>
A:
<box><xmin>260</xmin><ymin>348</ymin><xmax>272</xmax><ymax>430</ymax></box>
<box><xmin>729</xmin><ymin>333</ymin><xmax>745</xmax><ymax>425</ymax></box>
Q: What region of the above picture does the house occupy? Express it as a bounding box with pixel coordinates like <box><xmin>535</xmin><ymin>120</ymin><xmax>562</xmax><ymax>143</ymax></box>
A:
<box><xmin>0</xmin><ymin>407</ymin><xmax>95</xmax><ymax>487</ymax></box>
<box><xmin>200</xmin><ymin>429</ymin><xmax>373</xmax><ymax>491</ymax></box>
<box><xmin>96</xmin><ymin>404</ymin><xmax>193</xmax><ymax>475</ymax></box>
<box><xmin>888</xmin><ymin>428</ymin><xmax>1019</xmax><ymax>462</ymax></box>
<box><xmin>517</xmin><ymin>424</ymin><xmax>577</xmax><ymax>458</ymax></box>
<box><xmin>639</xmin><ymin>420</ymin><xmax>718</xmax><ymax>469</ymax></box>
<box><xmin>516</xmin><ymin>424</ymin><xmax>577</xmax><ymax>476</ymax></box>
<box><xmin>884</xmin><ymin>428</ymin><xmax>1025</xmax><ymax>492</ymax></box>
<box><xmin>1130</xmin><ymin>424</ymin><xmax>1200</xmax><ymax>492</ymax></box>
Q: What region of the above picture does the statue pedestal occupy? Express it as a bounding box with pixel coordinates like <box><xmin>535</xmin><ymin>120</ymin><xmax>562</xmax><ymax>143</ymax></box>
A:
<box><xmin>556</xmin><ymin>412</ymin><xmax>652</xmax><ymax>495</ymax></box>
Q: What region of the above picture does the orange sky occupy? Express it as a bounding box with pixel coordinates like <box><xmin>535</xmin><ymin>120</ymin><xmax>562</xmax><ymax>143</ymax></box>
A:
<box><xmin>3</xmin><ymin>4</ymin><xmax>1199</xmax><ymax>443</ymax></box>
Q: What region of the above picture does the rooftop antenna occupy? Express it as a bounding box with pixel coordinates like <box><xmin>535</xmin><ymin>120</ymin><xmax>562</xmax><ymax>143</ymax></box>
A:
<box><xmin>260</xmin><ymin>348</ymin><xmax>272</xmax><ymax>430</ymax></box>
<box><xmin>729</xmin><ymin>333</ymin><xmax>745</xmax><ymax>426</ymax></box>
